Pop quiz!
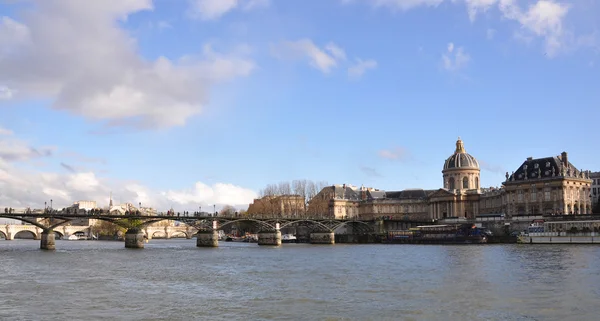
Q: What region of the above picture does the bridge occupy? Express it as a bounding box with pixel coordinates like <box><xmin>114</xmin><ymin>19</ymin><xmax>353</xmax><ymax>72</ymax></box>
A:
<box><xmin>0</xmin><ymin>223</ymin><xmax>197</xmax><ymax>241</ymax></box>
<box><xmin>0</xmin><ymin>212</ymin><xmax>380</xmax><ymax>250</ymax></box>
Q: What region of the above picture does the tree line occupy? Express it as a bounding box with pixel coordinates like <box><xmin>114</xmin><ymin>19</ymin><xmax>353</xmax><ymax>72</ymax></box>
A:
<box><xmin>246</xmin><ymin>179</ymin><xmax>330</xmax><ymax>218</ymax></box>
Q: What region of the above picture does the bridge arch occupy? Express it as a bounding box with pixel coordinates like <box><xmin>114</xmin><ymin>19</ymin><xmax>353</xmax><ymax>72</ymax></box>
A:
<box><xmin>170</xmin><ymin>231</ymin><xmax>188</xmax><ymax>238</ymax></box>
<box><xmin>217</xmin><ymin>218</ymin><xmax>276</xmax><ymax>231</ymax></box>
<box><xmin>13</xmin><ymin>230</ymin><xmax>37</xmax><ymax>239</ymax></box>
<box><xmin>0</xmin><ymin>230</ymin><xmax>6</xmax><ymax>239</ymax></box>
<box><xmin>151</xmin><ymin>230</ymin><xmax>167</xmax><ymax>239</ymax></box>
<box><xmin>279</xmin><ymin>219</ymin><xmax>334</xmax><ymax>232</ymax></box>
<box><xmin>330</xmin><ymin>220</ymin><xmax>374</xmax><ymax>233</ymax></box>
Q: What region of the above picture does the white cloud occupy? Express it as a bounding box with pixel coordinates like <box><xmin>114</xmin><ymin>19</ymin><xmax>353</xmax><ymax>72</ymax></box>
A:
<box><xmin>348</xmin><ymin>58</ymin><xmax>378</xmax><ymax>79</ymax></box>
<box><xmin>463</xmin><ymin>0</ymin><xmax>499</xmax><ymax>21</ymax></box>
<box><xmin>367</xmin><ymin>0</ymin><xmax>445</xmax><ymax>11</ymax></box>
<box><xmin>442</xmin><ymin>42</ymin><xmax>470</xmax><ymax>71</ymax></box>
<box><xmin>0</xmin><ymin>131</ymin><xmax>258</xmax><ymax>211</ymax></box>
<box><xmin>378</xmin><ymin>147</ymin><xmax>409</xmax><ymax>161</ymax></box>
<box><xmin>0</xmin><ymin>127</ymin><xmax>14</xmax><ymax>136</ymax></box>
<box><xmin>346</xmin><ymin>0</ymin><xmax>590</xmax><ymax>57</ymax></box>
<box><xmin>271</xmin><ymin>39</ymin><xmax>347</xmax><ymax>74</ymax></box>
<box><xmin>0</xmin><ymin>134</ymin><xmax>54</xmax><ymax>162</ymax></box>
<box><xmin>0</xmin><ymin>1</ymin><xmax>255</xmax><ymax>129</ymax></box>
<box><xmin>0</xmin><ymin>86</ymin><xmax>15</xmax><ymax>100</ymax></box>
<box><xmin>188</xmin><ymin>0</ymin><xmax>269</xmax><ymax>20</ymax></box>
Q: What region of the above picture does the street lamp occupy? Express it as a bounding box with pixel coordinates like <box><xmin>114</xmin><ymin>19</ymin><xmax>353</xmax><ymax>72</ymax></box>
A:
<box><xmin>213</xmin><ymin>204</ymin><xmax>216</xmax><ymax>216</ymax></box>
<box><xmin>50</xmin><ymin>199</ymin><xmax>53</xmax><ymax>210</ymax></box>
<box><xmin>44</xmin><ymin>201</ymin><xmax>47</xmax><ymax>212</ymax></box>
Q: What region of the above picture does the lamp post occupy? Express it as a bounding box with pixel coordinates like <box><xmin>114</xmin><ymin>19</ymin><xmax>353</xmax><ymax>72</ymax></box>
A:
<box><xmin>44</xmin><ymin>201</ymin><xmax>47</xmax><ymax>212</ymax></box>
<box><xmin>199</xmin><ymin>206</ymin><xmax>201</xmax><ymax>216</ymax></box>
<box><xmin>50</xmin><ymin>199</ymin><xmax>53</xmax><ymax>210</ymax></box>
<box><xmin>213</xmin><ymin>204</ymin><xmax>216</xmax><ymax>216</ymax></box>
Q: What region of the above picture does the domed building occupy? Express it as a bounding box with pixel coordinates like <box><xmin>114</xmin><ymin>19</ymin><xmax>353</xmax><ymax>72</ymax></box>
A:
<box><xmin>426</xmin><ymin>138</ymin><xmax>483</xmax><ymax>219</ymax></box>
<box><xmin>442</xmin><ymin>137</ymin><xmax>480</xmax><ymax>191</ymax></box>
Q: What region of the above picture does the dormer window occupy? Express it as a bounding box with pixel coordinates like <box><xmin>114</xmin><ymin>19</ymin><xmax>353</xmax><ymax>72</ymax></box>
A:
<box><xmin>534</xmin><ymin>163</ymin><xmax>539</xmax><ymax>169</ymax></box>
<box><xmin>546</xmin><ymin>162</ymin><xmax>550</xmax><ymax>168</ymax></box>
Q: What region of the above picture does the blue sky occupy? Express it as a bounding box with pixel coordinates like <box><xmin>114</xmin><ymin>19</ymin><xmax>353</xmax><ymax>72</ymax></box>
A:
<box><xmin>0</xmin><ymin>0</ymin><xmax>599</xmax><ymax>210</ymax></box>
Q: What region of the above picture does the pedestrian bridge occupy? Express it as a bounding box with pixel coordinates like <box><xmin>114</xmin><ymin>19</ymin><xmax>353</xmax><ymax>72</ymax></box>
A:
<box><xmin>0</xmin><ymin>212</ymin><xmax>390</xmax><ymax>250</ymax></box>
<box><xmin>0</xmin><ymin>224</ymin><xmax>198</xmax><ymax>241</ymax></box>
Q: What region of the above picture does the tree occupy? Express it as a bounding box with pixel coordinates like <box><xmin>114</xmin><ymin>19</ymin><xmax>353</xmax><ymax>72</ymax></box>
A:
<box><xmin>249</xmin><ymin>179</ymin><xmax>330</xmax><ymax>219</ymax></box>
<box><xmin>219</xmin><ymin>205</ymin><xmax>236</xmax><ymax>217</ymax></box>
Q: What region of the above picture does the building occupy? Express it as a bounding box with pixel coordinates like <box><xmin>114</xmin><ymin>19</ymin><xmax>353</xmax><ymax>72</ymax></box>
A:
<box><xmin>72</xmin><ymin>201</ymin><xmax>97</xmax><ymax>211</ymax></box>
<box><xmin>246</xmin><ymin>194</ymin><xmax>306</xmax><ymax>217</ymax></box>
<box><xmin>503</xmin><ymin>152</ymin><xmax>592</xmax><ymax>215</ymax></box>
<box><xmin>591</xmin><ymin>172</ymin><xmax>600</xmax><ymax>209</ymax></box>
<box><xmin>307</xmin><ymin>138</ymin><xmax>593</xmax><ymax>220</ymax></box>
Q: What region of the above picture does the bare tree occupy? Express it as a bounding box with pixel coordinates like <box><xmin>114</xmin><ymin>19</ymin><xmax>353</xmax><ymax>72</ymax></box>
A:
<box><xmin>250</xmin><ymin>180</ymin><xmax>329</xmax><ymax>219</ymax></box>
<box><xmin>219</xmin><ymin>205</ymin><xmax>237</xmax><ymax>217</ymax></box>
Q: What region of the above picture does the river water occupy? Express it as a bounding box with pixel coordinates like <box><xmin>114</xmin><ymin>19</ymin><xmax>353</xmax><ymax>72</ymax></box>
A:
<box><xmin>1</xmin><ymin>240</ymin><xmax>598</xmax><ymax>321</ymax></box>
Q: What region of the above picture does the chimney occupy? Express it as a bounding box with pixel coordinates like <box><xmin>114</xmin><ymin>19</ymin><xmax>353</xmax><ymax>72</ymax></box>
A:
<box><xmin>561</xmin><ymin>151</ymin><xmax>568</xmax><ymax>166</ymax></box>
<box><xmin>527</xmin><ymin>157</ymin><xmax>533</xmax><ymax>161</ymax></box>
<box><xmin>343</xmin><ymin>184</ymin><xmax>346</xmax><ymax>189</ymax></box>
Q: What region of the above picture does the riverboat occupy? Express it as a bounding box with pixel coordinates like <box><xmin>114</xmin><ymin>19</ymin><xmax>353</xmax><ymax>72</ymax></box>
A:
<box><xmin>518</xmin><ymin>220</ymin><xmax>600</xmax><ymax>244</ymax></box>
<box><xmin>386</xmin><ymin>224</ymin><xmax>489</xmax><ymax>244</ymax></box>
<box><xmin>281</xmin><ymin>234</ymin><xmax>297</xmax><ymax>243</ymax></box>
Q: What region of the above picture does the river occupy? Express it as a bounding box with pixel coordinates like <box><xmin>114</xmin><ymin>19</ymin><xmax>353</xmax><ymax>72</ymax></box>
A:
<box><xmin>1</xmin><ymin>240</ymin><xmax>598</xmax><ymax>321</ymax></box>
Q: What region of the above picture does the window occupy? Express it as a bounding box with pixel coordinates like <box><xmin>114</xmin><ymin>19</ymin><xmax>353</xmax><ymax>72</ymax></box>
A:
<box><xmin>594</xmin><ymin>188</ymin><xmax>597</xmax><ymax>196</ymax></box>
<box><xmin>449</xmin><ymin>177</ymin><xmax>455</xmax><ymax>190</ymax></box>
<box><xmin>518</xmin><ymin>190</ymin><xmax>524</xmax><ymax>202</ymax></box>
<box><xmin>545</xmin><ymin>188</ymin><xmax>551</xmax><ymax>201</ymax></box>
<box><xmin>531</xmin><ymin>187</ymin><xmax>537</xmax><ymax>201</ymax></box>
<box><xmin>463</xmin><ymin>177</ymin><xmax>469</xmax><ymax>189</ymax></box>
<box><xmin>475</xmin><ymin>177</ymin><xmax>479</xmax><ymax>189</ymax></box>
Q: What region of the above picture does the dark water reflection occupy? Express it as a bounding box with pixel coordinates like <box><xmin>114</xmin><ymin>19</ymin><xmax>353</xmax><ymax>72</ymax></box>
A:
<box><xmin>1</xmin><ymin>240</ymin><xmax>598</xmax><ymax>321</ymax></box>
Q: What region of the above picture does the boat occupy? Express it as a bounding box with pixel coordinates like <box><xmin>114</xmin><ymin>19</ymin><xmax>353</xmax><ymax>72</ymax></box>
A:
<box><xmin>386</xmin><ymin>224</ymin><xmax>489</xmax><ymax>244</ymax></box>
<box><xmin>518</xmin><ymin>219</ymin><xmax>600</xmax><ymax>244</ymax></box>
<box><xmin>67</xmin><ymin>235</ymin><xmax>79</xmax><ymax>241</ymax></box>
<box><xmin>281</xmin><ymin>234</ymin><xmax>297</xmax><ymax>243</ymax></box>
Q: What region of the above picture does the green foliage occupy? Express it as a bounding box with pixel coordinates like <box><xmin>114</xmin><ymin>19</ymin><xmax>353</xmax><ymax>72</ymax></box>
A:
<box><xmin>114</xmin><ymin>218</ymin><xmax>144</xmax><ymax>229</ymax></box>
<box><xmin>93</xmin><ymin>220</ymin><xmax>126</xmax><ymax>237</ymax></box>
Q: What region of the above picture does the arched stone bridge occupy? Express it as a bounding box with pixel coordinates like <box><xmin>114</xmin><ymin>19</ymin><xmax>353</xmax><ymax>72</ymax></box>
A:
<box><xmin>0</xmin><ymin>213</ymin><xmax>378</xmax><ymax>250</ymax></box>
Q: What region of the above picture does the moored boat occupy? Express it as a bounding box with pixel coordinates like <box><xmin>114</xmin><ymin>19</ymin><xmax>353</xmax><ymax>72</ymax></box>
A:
<box><xmin>518</xmin><ymin>219</ymin><xmax>600</xmax><ymax>244</ymax></box>
<box><xmin>386</xmin><ymin>224</ymin><xmax>489</xmax><ymax>244</ymax></box>
<box><xmin>281</xmin><ymin>234</ymin><xmax>297</xmax><ymax>243</ymax></box>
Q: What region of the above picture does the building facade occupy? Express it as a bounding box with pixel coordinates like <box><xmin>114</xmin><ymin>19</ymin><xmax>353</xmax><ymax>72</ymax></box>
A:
<box><xmin>591</xmin><ymin>172</ymin><xmax>600</xmax><ymax>209</ymax></box>
<box><xmin>246</xmin><ymin>194</ymin><xmax>306</xmax><ymax>217</ymax></box>
<box><xmin>306</xmin><ymin>138</ymin><xmax>593</xmax><ymax>220</ymax></box>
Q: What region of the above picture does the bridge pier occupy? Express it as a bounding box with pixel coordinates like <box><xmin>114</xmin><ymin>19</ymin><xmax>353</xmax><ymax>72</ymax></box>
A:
<box><xmin>40</xmin><ymin>230</ymin><xmax>56</xmax><ymax>250</ymax></box>
<box><xmin>125</xmin><ymin>228</ymin><xmax>145</xmax><ymax>249</ymax></box>
<box><xmin>196</xmin><ymin>230</ymin><xmax>219</xmax><ymax>247</ymax></box>
<box><xmin>258</xmin><ymin>230</ymin><xmax>282</xmax><ymax>246</ymax></box>
<box><xmin>310</xmin><ymin>232</ymin><xmax>335</xmax><ymax>244</ymax></box>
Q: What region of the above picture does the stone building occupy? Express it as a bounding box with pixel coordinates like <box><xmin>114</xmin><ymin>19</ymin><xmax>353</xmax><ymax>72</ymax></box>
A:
<box><xmin>503</xmin><ymin>152</ymin><xmax>593</xmax><ymax>215</ymax></box>
<box><xmin>591</xmin><ymin>172</ymin><xmax>600</xmax><ymax>208</ymax></box>
<box><xmin>306</xmin><ymin>138</ymin><xmax>593</xmax><ymax>220</ymax></box>
<box><xmin>246</xmin><ymin>194</ymin><xmax>306</xmax><ymax>217</ymax></box>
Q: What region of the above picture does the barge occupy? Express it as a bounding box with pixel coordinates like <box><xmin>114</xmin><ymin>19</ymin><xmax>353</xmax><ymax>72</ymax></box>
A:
<box><xmin>386</xmin><ymin>224</ymin><xmax>489</xmax><ymax>244</ymax></box>
<box><xmin>518</xmin><ymin>219</ymin><xmax>600</xmax><ymax>244</ymax></box>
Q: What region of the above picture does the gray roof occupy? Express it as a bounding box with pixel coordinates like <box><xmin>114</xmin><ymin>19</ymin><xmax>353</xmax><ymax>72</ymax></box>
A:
<box><xmin>507</xmin><ymin>154</ymin><xmax>585</xmax><ymax>182</ymax></box>
<box><xmin>444</xmin><ymin>152</ymin><xmax>479</xmax><ymax>171</ymax></box>
<box><xmin>332</xmin><ymin>185</ymin><xmax>360</xmax><ymax>200</ymax></box>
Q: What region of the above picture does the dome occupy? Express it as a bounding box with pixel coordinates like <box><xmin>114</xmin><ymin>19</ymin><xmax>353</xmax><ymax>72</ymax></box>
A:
<box><xmin>443</xmin><ymin>138</ymin><xmax>479</xmax><ymax>171</ymax></box>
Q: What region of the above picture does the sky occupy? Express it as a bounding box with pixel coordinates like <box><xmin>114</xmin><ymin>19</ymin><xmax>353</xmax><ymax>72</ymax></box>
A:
<box><xmin>0</xmin><ymin>0</ymin><xmax>599</xmax><ymax>211</ymax></box>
